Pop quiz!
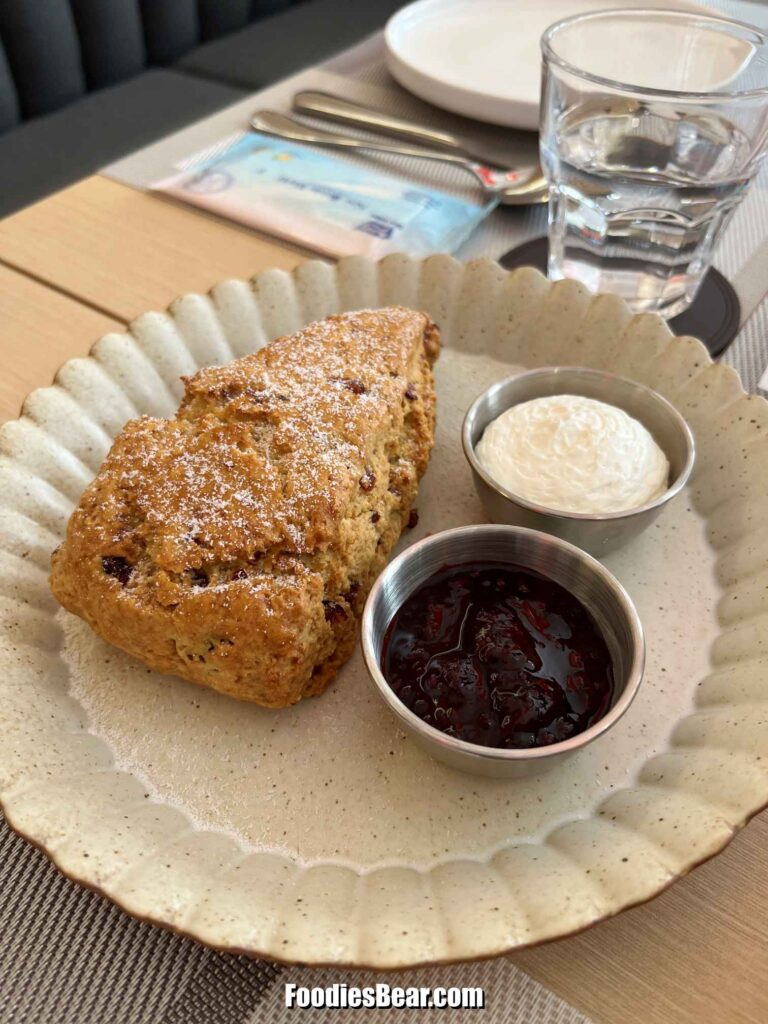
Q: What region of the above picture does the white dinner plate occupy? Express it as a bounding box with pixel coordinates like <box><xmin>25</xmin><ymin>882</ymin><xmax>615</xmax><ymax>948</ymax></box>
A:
<box><xmin>385</xmin><ymin>0</ymin><xmax>707</xmax><ymax>131</ymax></box>
<box><xmin>2</xmin><ymin>255</ymin><xmax>768</xmax><ymax>967</ymax></box>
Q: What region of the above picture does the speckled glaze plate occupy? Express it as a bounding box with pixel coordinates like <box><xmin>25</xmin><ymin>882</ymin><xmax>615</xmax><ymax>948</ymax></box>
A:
<box><xmin>2</xmin><ymin>255</ymin><xmax>767</xmax><ymax>968</ymax></box>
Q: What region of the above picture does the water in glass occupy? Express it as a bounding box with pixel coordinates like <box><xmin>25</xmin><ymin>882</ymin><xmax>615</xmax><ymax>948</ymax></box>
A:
<box><xmin>543</xmin><ymin>104</ymin><xmax>751</xmax><ymax>318</ymax></box>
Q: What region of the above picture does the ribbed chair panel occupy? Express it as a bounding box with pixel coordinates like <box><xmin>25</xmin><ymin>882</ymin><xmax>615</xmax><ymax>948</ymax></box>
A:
<box><xmin>0</xmin><ymin>0</ymin><xmax>302</xmax><ymax>131</ymax></box>
<box><xmin>140</xmin><ymin>0</ymin><xmax>200</xmax><ymax>66</ymax></box>
<box><xmin>0</xmin><ymin>39</ymin><xmax>20</xmax><ymax>131</ymax></box>
<box><xmin>0</xmin><ymin>0</ymin><xmax>85</xmax><ymax>118</ymax></box>
<box><xmin>70</xmin><ymin>0</ymin><xmax>146</xmax><ymax>89</ymax></box>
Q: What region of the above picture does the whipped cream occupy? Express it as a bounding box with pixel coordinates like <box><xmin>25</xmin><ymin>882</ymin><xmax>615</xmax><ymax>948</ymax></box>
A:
<box><xmin>475</xmin><ymin>394</ymin><xmax>669</xmax><ymax>514</ymax></box>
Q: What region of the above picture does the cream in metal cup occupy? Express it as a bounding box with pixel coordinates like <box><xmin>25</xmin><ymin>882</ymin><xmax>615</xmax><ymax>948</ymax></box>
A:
<box><xmin>462</xmin><ymin>366</ymin><xmax>695</xmax><ymax>558</ymax></box>
<box><xmin>361</xmin><ymin>524</ymin><xmax>645</xmax><ymax>779</ymax></box>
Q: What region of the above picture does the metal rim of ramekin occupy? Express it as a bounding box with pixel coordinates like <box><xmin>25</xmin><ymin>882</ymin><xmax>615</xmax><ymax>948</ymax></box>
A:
<box><xmin>461</xmin><ymin>366</ymin><xmax>696</xmax><ymax>524</ymax></box>
<box><xmin>361</xmin><ymin>523</ymin><xmax>646</xmax><ymax>764</ymax></box>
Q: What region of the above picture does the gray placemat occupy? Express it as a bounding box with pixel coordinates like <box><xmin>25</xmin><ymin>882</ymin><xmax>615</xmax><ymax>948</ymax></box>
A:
<box><xmin>0</xmin><ymin>813</ymin><xmax>207</xmax><ymax>1024</ymax></box>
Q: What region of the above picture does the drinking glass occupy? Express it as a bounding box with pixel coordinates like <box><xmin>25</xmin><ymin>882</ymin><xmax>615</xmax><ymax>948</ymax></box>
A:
<box><xmin>540</xmin><ymin>8</ymin><xmax>768</xmax><ymax>318</ymax></box>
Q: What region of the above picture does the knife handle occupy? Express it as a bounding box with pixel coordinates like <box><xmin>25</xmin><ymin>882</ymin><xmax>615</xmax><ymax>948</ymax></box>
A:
<box><xmin>293</xmin><ymin>90</ymin><xmax>468</xmax><ymax>156</ymax></box>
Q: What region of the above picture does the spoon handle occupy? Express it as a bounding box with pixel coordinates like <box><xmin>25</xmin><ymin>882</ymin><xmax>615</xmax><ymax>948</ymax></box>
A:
<box><xmin>251</xmin><ymin>111</ymin><xmax>486</xmax><ymax>182</ymax></box>
<box><xmin>293</xmin><ymin>90</ymin><xmax>470</xmax><ymax>156</ymax></box>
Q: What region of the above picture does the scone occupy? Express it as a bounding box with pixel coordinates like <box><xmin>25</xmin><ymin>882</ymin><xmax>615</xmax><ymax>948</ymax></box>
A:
<box><xmin>50</xmin><ymin>307</ymin><xmax>440</xmax><ymax>707</ymax></box>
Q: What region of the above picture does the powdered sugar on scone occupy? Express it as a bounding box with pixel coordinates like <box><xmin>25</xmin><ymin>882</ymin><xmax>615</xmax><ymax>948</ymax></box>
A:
<box><xmin>50</xmin><ymin>308</ymin><xmax>440</xmax><ymax>707</ymax></box>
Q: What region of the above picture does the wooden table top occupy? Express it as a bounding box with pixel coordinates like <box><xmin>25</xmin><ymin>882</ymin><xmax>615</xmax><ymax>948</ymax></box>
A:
<box><xmin>1</xmin><ymin>176</ymin><xmax>765</xmax><ymax>1024</ymax></box>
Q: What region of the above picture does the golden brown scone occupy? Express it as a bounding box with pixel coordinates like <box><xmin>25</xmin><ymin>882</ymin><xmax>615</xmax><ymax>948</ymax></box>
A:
<box><xmin>51</xmin><ymin>307</ymin><xmax>440</xmax><ymax>707</ymax></box>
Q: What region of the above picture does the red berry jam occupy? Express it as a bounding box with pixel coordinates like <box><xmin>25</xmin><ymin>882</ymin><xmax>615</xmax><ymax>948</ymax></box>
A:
<box><xmin>381</xmin><ymin>562</ymin><xmax>614</xmax><ymax>749</ymax></box>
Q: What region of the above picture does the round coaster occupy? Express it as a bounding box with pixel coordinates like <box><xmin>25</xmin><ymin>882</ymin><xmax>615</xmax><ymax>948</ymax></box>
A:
<box><xmin>498</xmin><ymin>236</ymin><xmax>740</xmax><ymax>358</ymax></box>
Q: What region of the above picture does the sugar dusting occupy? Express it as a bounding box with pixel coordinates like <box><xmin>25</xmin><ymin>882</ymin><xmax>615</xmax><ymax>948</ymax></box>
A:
<box><xmin>89</xmin><ymin>308</ymin><xmax>424</xmax><ymax>571</ymax></box>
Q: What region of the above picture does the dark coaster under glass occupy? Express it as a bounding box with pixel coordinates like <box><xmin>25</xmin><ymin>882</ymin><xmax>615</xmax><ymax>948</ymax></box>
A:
<box><xmin>498</xmin><ymin>236</ymin><xmax>739</xmax><ymax>358</ymax></box>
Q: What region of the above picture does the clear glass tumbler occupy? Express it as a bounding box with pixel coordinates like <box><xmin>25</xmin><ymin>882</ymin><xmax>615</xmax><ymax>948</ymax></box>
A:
<box><xmin>540</xmin><ymin>8</ymin><xmax>768</xmax><ymax>318</ymax></box>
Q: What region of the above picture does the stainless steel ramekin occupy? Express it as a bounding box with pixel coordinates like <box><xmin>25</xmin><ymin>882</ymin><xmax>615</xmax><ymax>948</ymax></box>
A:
<box><xmin>361</xmin><ymin>524</ymin><xmax>644</xmax><ymax>778</ymax></box>
<box><xmin>462</xmin><ymin>367</ymin><xmax>695</xmax><ymax>557</ymax></box>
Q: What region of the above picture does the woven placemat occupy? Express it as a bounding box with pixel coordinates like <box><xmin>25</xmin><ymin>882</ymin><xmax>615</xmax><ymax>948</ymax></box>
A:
<box><xmin>0</xmin><ymin>814</ymin><xmax>285</xmax><ymax>1023</ymax></box>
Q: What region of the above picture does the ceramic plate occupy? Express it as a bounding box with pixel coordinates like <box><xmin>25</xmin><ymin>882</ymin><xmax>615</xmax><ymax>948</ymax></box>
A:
<box><xmin>384</xmin><ymin>0</ymin><xmax>707</xmax><ymax>130</ymax></box>
<box><xmin>2</xmin><ymin>255</ymin><xmax>767</xmax><ymax>968</ymax></box>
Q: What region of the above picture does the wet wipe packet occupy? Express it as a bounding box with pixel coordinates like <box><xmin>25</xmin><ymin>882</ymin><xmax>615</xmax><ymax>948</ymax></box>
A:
<box><xmin>153</xmin><ymin>131</ymin><xmax>496</xmax><ymax>258</ymax></box>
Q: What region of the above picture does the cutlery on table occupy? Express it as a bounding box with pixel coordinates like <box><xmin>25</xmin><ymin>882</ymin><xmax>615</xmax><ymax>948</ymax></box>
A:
<box><xmin>293</xmin><ymin>91</ymin><xmax>548</xmax><ymax>204</ymax></box>
<box><xmin>294</xmin><ymin>90</ymin><xmax>505</xmax><ymax>162</ymax></box>
<box><xmin>250</xmin><ymin>110</ymin><xmax>547</xmax><ymax>205</ymax></box>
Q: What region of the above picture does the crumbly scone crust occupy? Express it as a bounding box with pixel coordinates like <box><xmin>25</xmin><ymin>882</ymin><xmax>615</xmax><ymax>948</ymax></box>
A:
<box><xmin>50</xmin><ymin>307</ymin><xmax>440</xmax><ymax>707</ymax></box>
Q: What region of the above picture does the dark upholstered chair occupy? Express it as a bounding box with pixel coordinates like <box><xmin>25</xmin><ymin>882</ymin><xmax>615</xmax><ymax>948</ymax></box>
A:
<box><xmin>0</xmin><ymin>0</ymin><xmax>406</xmax><ymax>217</ymax></box>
